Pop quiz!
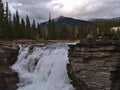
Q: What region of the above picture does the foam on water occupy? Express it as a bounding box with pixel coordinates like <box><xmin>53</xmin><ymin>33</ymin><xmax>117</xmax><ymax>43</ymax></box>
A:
<box><xmin>11</xmin><ymin>44</ymin><xmax>74</xmax><ymax>90</ymax></box>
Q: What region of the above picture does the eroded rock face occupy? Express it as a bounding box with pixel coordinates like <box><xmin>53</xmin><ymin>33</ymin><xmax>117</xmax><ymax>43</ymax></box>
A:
<box><xmin>68</xmin><ymin>38</ymin><xmax>120</xmax><ymax>90</ymax></box>
<box><xmin>0</xmin><ymin>43</ymin><xmax>19</xmax><ymax>90</ymax></box>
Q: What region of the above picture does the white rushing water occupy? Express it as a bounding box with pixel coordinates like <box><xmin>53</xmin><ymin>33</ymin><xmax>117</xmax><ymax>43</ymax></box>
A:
<box><xmin>11</xmin><ymin>43</ymin><xmax>74</xmax><ymax>90</ymax></box>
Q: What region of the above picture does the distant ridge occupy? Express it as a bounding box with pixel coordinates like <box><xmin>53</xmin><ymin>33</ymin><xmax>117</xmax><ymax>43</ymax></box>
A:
<box><xmin>89</xmin><ymin>17</ymin><xmax>120</xmax><ymax>22</ymax></box>
<box><xmin>40</xmin><ymin>16</ymin><xmax>91</xmax><ymax>29</ymax></box>
<box><xmin>40</xmin><ymin>16</ymin><xmax>120</xmax><ymax>28</ymax></box>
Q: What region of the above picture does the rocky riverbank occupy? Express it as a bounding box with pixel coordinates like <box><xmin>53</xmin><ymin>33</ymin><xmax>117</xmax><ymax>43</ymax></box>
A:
<box><xmin>67</xmin><ymin>35</ymin><xmax>120</xmax><ymax>90</ymax></box>
<box><xmin>0</xmin><ymin>42</ymin><xmax>19</xmax><ymax>90</ymax></box>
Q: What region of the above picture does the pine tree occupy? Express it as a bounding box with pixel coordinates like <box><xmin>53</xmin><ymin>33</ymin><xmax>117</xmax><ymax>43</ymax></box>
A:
<box><xmin>0</xmin><ymin>0</ymin><xmax>4</xmax><ymax>38</ymax></box>
<box><xmin>8</xmin><ymin>10</ymin><xmax>12</xmax><ymax>39</ymax></box>
<box><xmin>47</xmin><ymin>13</ymin><xmax>56</xmax><ymax>40</ymax></box>
<box><xmin>60</xmin><ymin>25</ymin><xmax>68</xmax><ymax>40</ymax></box>
<box><xmin>12</xmin><ymin>10</ymin><xmax>20</xmax><ymax>39</ymax></box>
<box><xmin>3</xmin><ymin>2</ymin><xmax>10</xmax><ymax>39</ymax></box>
<box><xmin>47</xmin><ymin>13</ymin><xmax>52</xmax><ymax>39</ymax></box>
<box><xmin>32</xmin><ymin>19</ymin><xmax>36</xmax><ymax>30</ymax></box>
<box><xmin>5</xmin><ymin>2</ymin><xmax>9</xmax><ymax>22</ymax></box>
<box><xmin>36</xmin><ymin>23</ymin><xmax>42</xmax><ymax>39</ymax></box>
<box><xmin>51</xmin><ymin>19</ymin><xmax>55</xmax><ymax>39</ymax></box>
<box><xmin>20</xmin><ymin>18</ymin><xmax>25</xmax><ymax>38</ymax></box>
<box><xmin>25</xmin><ymin>15</ymin><xmax>31</xmax><ymax>39</ymax></box>
<box><xmin>32</xmin><ymin>19</ymin><xmax>36</xmax><ymax>39</ymax></box>
<box><xmin>12</xmin><ymin>15</ymin><xmax>17</xmax><ymax>39</ymax></box>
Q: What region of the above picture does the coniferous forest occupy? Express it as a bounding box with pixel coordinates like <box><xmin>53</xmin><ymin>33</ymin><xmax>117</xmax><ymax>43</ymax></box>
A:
<box><xmin>0</xmin><ymin>0</ymin><xmax>120</xmax><ymax>40</ymax></box>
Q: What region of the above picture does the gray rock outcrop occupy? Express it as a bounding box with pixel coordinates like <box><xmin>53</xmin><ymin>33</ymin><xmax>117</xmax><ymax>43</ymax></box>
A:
<box><xmin>67</xmin><ymin>36</ymin><xmax>120</xmax><ymax>90</ymax></box>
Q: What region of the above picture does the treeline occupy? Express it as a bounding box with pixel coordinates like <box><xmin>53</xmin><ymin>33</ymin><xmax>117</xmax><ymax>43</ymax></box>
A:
<box><xmin>0</xmin><ymin>0</ymin><xmax>120</xmax><ymax>40</ymax></box>
<box><xmin>0</xmin><ymin>1</ymin><xmax>43</xmax><ymax>40</ymax></box>
<box><xmin>47</xmin><ymin>19</ymin><xmax>120</xmax><ymax>40</ymax></box>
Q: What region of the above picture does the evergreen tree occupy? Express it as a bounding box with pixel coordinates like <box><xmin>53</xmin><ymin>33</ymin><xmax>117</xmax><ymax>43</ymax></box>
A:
<box><xmin>32</xmin><ymin>19</ymin><xmax>36</xmax><ymax>30</ymax></box>
<box><xmin>5</xmin><ymin>2</ymin><xmax>9</xmax><ymax>22</ymax></box>
<box><xmin>47</xmin><ymin>14</ymin><xmax>52</xmax><ymax>39</ymax></box>
<box><xmin>25</xmin><ymin>15</ymin><xmax>31</xmax><ymax>39</ymax></box>
<box><xmin>11</xmin><ymin>10</ymin><xmax>20</xmax><ymax>39</ymax></box>
<box><xmin>60</xmin><ymin>25</ymin><xmax>68</xmax><ymax>40</ymax></box>
<box><xmin>7</xmin><ymin>10</ymin><xmax>12</xmax><ymax>39</ymax></box>
<box><xmin>20</xmin><ymin>18</ymin><xmax>25</xmax><ymax>38</ymax></box>
<box><xmin>0</xmin><ymin>0</ymin><xmax>4</xmax><ymax>38</ymax></box>
<box><xmin>51</xmin><ymin>19</ymin><xmax>56</xmax><ymax>39</ymax></box>
<box><xmin>12</xmin><ymin>15</ymin><xmax>17</xmax><ymax>39</ymax></box>
<box><xmin>3</xmin><ymin>2</ymin><xmax>10</xmax><ymax>39</ymax></box>
<box><xmin>32</xmin><ymin>19</ymin><xmax>36</xmax><ymax>39</ymax></box>
<box><xmin>36</xmin><ymin>23</ymin><xmax>42</xmax><ymax>40</ymax></box>
<box><xmin>47</xmin><ymin>15</ymin><xmax>56</xmax><ymax>40</ymax></box>
<box><xmin>15</xmin><ymin>10</ymin><xmax>20</xmax><ymax>39</ymax></box>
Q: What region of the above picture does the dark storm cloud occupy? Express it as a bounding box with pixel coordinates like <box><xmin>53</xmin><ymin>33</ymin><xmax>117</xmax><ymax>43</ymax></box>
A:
<box><xmin>2</xmin><ymin>0</ymin><xmax>120</xmax><ymax>22</ymax></box>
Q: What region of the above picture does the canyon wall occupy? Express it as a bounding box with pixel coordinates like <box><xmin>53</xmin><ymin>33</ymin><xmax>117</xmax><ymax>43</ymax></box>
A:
<box><xmin>0</xmin><ymin>43</ymin><xmax>19</xmax><ymax>90</ymax></box>
<box><xmin>68</xmin><ymin>38</ymin><xmax>120</xmax><ymax>90</ymax></box>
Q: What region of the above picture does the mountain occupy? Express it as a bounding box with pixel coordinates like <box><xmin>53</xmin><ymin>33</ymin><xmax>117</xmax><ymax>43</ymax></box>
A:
<box><xmin>111</xmin><ymin>17</ymin><xmax>120</xmax><ymax>21</ymax></box>
<box><xmin>89</xmin><ymin>18</ymin><xmax>110</xmax><ymax>22</ymax></box>
<box><xmin>89</xmin><ymin>17</ymin><xmax>120</xmax><ymax>22</ymax></box>
<box><xmin>40</xmin><ymin>16</ymin><xmax>91</xmax><ymax>29</ymax></box>
<box><xmin>40</xmin><ymin>16</ymin><xmax>120</xmax><ymax>29</ymax></box>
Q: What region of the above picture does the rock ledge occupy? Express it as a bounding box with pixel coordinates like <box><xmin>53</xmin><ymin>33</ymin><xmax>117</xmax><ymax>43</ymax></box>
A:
<box><xmin>68</xmin><ymin>36</ymin><xmax>120</xmax><ymax>90</ymax></box>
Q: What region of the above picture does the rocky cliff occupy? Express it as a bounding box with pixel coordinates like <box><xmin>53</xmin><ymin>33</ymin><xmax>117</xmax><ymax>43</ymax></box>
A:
<box><xmin>0</xmin><ymin>40</ymin><xmax>47</xmax><ymax>90</ymax></box>
<box><xmin>67</xmin><ymin>37</ymin><xmax>120</xmax><ymax>90</ymax></box>
<box><xmin>0</xmin><ymin>42</ymin><xmax>19</xmax><ymax>90</ymax></box>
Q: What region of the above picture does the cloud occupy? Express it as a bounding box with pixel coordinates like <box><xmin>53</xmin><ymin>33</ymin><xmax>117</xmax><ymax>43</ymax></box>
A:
<box><xmin>2</xmin><ymin>0</ymin><xmax>120</xmax><ymax>22</ymax></box>
<box><xmin>75</xmin><ymin>0</ymin><xmax>120</xmax><ymax>19</ymax></box>
<box><xmin>3</xmin><ymin>0</ymin><xmax>52</xmax><ymax>22</ymax></box>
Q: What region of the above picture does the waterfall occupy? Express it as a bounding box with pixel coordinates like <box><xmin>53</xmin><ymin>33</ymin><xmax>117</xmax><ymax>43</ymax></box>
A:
<box><xmin>11</xmin><ymin>43</ymin><xmax>74</xmax><ymax>90</ymax></box>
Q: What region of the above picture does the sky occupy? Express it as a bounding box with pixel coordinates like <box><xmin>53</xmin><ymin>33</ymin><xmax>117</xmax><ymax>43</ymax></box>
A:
<box><xmin>2</xmin><ymin>0</ymin><xmax>120</xmax><ymax>22</ymax></box>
